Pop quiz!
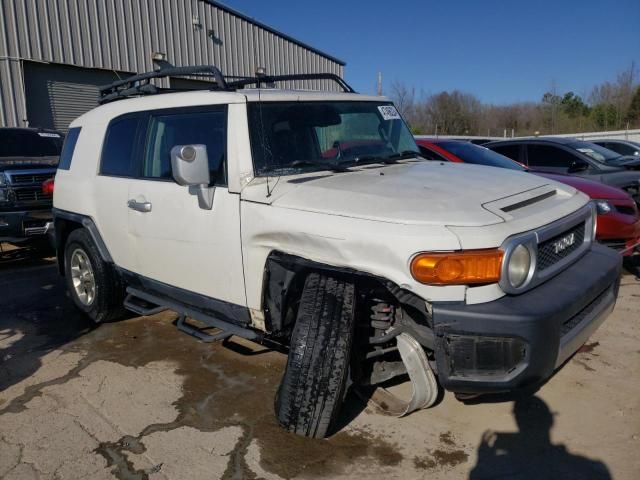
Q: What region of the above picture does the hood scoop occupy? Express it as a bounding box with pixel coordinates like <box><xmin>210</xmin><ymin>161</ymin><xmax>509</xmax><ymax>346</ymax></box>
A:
<box><xmin>483</xmin><ymin>185</ymin><xmax>566</xmax><ymax>221</ymax></box>
<box><xmin>501</xmin><ymin>189</ymin><xmax>557</xmax><ymax>213</ymax></box>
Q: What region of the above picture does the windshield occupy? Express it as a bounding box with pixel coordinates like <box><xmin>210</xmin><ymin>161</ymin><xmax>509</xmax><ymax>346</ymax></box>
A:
<box><xmin>438</xmin><ymin>141</ymin><xmax>526</xmax><ymax>171</ymax></box>
<box><xmin>248</xmin><ymin>101</ymin><xmax>420</xmax><ymax>176</ymax></box>
<box><xmin>568</xmin><ymin>141</ymin><xmax>620</xmax><ymax>163</ymax></box>
<box><xmin>0</xmin><ymin>129</ymin><xmax>63</xmax><ymax>158</ymax></box>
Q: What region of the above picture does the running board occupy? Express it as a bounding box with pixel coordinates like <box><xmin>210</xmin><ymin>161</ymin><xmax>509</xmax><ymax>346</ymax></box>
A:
<box><xmin>176</xmin><ymin>314</ymin><xmax>233</xmax><ymax>343</ymax></box>
<box><xmin>124</xmin><ymin>287</ymin><xmax>262</xmax><ymax>343</ymax></box>
<box><xmin>124</xmin><ymin>292</ymin><xmax>167</xmax><ymax>316</ymax></box>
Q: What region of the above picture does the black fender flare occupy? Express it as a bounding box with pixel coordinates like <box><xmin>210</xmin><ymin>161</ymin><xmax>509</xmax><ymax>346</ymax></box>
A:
<box><xmin>52</xmin><ymin>208</ymin><xmax>113</xmax><ymax>274</ymax></box>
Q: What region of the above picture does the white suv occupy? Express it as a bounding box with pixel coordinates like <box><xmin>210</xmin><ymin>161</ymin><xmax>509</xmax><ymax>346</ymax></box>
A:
<box><xmin>53</xmin><ymin>66</ymin><xmax>621</xmax><ymax>438</ymax></box>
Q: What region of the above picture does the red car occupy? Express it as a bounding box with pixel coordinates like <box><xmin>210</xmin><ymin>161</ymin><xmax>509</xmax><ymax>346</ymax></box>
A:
<box><xmin>415</xmin><ymin>138</ymin><xmax>640</xmax><ymax>256</ymax></box>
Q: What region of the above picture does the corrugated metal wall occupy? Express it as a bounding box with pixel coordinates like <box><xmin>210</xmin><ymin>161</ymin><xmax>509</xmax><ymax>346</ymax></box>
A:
<box><xmin>0</xmin><ymin>0</ymin><xmax>345</xmax><ymax>128</ymax></box>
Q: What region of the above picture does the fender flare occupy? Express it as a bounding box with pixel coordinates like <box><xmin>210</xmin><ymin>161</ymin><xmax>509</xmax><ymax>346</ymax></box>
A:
<box><xmin>52</xmin><ymin>208</ymin><xmax>113</xmax><ymax>273</ymax></box>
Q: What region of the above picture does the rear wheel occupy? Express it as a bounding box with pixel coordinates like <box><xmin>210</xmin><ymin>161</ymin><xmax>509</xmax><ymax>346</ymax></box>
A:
<box><xmin>64</xmin><ymin>229</ymin><xmax>126</xmax><ymax>323</ymax></box>
<box><xmin>275</xmin><ymin>272</ymin><xmax>356</xmax><ymax>438</ymax></box>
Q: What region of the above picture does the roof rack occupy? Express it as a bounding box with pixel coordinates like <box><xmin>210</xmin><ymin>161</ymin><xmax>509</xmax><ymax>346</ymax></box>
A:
<box><xmin>98</xmin><ymin>63</ymin><xmax>356</xmax><ymax>104</ymax></box>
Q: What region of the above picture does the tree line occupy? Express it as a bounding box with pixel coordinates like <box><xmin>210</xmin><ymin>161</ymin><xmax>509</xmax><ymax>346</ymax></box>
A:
<box><xmin>391</xmin><ymin>63</ymin><xmax>640</xmax><ymax>137</ymax></box>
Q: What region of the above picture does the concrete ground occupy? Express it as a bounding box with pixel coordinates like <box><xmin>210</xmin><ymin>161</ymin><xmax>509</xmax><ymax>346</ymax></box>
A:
<box><xmin>0</xmin><ymin>245</ymin><xmax>639</xmax><ymax>480</ymax></box>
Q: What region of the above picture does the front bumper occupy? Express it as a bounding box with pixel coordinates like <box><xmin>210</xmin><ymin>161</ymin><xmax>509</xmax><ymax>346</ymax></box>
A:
<box><xmin>0</xmin><ymin>209</ymin><xmax>53</xmax><ymax>243</ymax></box>
<box><xmin>431</xmin><ymin>244</ymin><xmax>621</xmax><ymax>394</ymax></box>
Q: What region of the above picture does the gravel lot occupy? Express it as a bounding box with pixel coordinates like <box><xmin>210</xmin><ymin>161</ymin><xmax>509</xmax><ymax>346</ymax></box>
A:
<box><xmin>1</xmin><ymin>246</ymin><xmax>639</xmax><ymax>480</ymax></box>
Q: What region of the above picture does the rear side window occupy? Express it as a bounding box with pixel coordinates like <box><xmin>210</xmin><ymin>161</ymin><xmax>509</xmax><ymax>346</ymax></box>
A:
<box><xmin>58</xmin><ymin>127</ymin><xmax>81</xmax><ymax>170</ymax></box>
<box><xmin>490</xmin><ymin>144</ymin><xmax>520</xmax><ymax>162</ymax></box>
<box><xmin>527</xmin><ymin>145</ymin><xmax>576</xmax><ymax>168</ymax></box>
<box><xmin>143</xmin><ymin>108</ymin><xmax>227</xmax><ymax>186</ymax></box>
<box><xmin>100</xmin><ymin>115</ymin><xmax>144</xmax><ymax>177</ymax></box>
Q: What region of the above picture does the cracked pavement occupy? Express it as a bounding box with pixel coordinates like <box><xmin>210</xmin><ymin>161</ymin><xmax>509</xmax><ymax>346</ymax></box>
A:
<box><xmin>0</xmin><ymin>248</ymin><xmax>639</xmax><ymax>479</ymax></box>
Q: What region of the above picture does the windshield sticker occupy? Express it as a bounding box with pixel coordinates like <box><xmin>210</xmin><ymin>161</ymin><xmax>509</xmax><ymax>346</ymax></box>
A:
<box><xmin>378</xmin><ymin>105</ymin><xmax>401</xmax><ymax>121</ymax></box>
<box><xmin>38</xmin><ymin>132</ymin><xmax>61</xmax><ymax>138</ymax></box>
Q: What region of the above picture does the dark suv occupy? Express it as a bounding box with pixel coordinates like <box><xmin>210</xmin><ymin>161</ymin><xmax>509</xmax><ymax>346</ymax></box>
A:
<box><xmin>0</xmin><ymin>128</ymin><xmax>62</xmax><ymax>246</ymax></box>
<box><xmin>485</xmin><ymin>137</ymin><xmax>640</xmax><ymax>202</ymax></box>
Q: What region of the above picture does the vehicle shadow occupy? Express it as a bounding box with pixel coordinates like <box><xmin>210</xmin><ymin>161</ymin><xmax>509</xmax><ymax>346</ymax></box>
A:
<box><xmin>0</xmin><ymin>244</ymin><xmax>96</xmax><ymax>395</ymax></box>
<box><xmin>622</xmin><ymin>255</ymin><xmax>640</xmax><ymax>279</ymax></box>
<box><xmin>469</xmin><ymin>395</ymin><xmax>611</xmax><ymax>480</ymax></box>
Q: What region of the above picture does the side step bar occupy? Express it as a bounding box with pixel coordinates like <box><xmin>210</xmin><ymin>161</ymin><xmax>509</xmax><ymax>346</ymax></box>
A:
<box><xmin>124</xmin><ymin>287</ymin><xmax>262</xmax><ymax>343</ymax></box>
<box><xmin>176</xmin><ymin>315</ymin><xmax>233</xmax><ymax>343</ymax></box>
<box><xmin>124</xmin><ymin>293</ymin><xmax>168</xmax><ymax>316</ymax></box>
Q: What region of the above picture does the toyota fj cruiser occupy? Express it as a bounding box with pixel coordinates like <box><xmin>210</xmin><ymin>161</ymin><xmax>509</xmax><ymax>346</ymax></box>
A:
<box><xmin>0</xmin><ymin>127</ymin><xmax>62</xmax><ymax>247</ymax></box>
<box><xmin>53</xmin><ymin>65</ymin><xmax>622</xmax><ymax>438</ymax></box>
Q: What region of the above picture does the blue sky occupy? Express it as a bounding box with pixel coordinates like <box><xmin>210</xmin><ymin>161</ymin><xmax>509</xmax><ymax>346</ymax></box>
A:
<box><xmin>226</xmin><ymin>0</ymin><xmax>639</xmax><ymax>104</ymax></box>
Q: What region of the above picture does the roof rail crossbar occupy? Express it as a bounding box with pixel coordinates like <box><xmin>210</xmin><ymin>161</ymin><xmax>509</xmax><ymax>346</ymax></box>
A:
<box><xmin>227</xmin><ymin>73</ymin><xmax>356</xmax><ymax>93</ymax></box>
<box><xmin>99</xmin><ymin>65</ymin><xmax>229</xmax><ymax>104</ymax></box>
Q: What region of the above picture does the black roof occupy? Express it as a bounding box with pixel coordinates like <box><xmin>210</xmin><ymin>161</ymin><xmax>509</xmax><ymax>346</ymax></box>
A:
<box><xmin>0</xmin><ymin>127</ymin><xmax>63</xmax><ymax>135</ymax></box>
<box><xmin>486</xmin><ymin>136</ymin><xmax>584</xmax><ymax>146</ymax></box>
<box><xmin>204</xmin><ymin>1</ymin><xmax>346</xmax><ymax>66</ymax></box>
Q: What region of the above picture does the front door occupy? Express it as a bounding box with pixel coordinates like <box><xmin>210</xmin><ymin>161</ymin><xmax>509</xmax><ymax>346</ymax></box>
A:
<box><xmin>126</xmin><ymin>106</ymin><xmax>246</xmax><ymax>308</ymax></box>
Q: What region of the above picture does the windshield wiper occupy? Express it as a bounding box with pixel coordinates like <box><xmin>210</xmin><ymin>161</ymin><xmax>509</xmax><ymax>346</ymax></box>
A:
<box><xmin>289</xmin><ymin>159</ymin><xmax>351</xmax><ymax>172</ymax></box>
<box><xmin>350</xmin><ymin>150</ymin><xmax>422</xmax><ymax>166</ymax></box>
<box><xmin>382</xmin><ymin>150</ymin><xmax>423</xmax><ymax>162</ymax></box>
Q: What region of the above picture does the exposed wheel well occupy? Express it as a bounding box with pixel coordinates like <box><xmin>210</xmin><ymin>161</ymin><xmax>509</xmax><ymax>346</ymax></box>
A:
<box><xmin>262</xmin><ymin>251</ymin><xmax>432</xmax><ymax>339</ymax></box>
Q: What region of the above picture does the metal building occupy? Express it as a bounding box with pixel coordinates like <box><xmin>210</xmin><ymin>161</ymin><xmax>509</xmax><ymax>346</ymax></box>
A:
<box><xmin>0</xmin><ymin>0</ymin><xmax>345</xmax><ymax>131</ymax></box>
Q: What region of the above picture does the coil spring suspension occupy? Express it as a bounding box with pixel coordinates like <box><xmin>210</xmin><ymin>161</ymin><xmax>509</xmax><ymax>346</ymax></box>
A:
<box><xmin>370</xmin><ymin>299</ymin><xmax>394</xmax><ymax>332</ymax></box>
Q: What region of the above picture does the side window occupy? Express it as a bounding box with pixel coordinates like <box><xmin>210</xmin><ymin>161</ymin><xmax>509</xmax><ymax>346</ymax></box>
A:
<box><xmin>490</xmin><ymin>144</ymin><xmax>520</xmax><ymax>162</ymax></box>
<box><xmin>143</xmin><ymin>108</ymin><xmax>227</xmax><ymax>186</ymax></box>
<box><xmin>527</xmin><ymin>145</ymin><xmax>575</xmax><ymax>168</ymax></box>
<box><xmin>58</xmin><ymin>127</ymin><xmax>81</xmax><ymax>170</ymax></box>
<box><xmin>101</xmin><ymin>115</ymin><xmax>144</xmax><ymax>177</ymax></box>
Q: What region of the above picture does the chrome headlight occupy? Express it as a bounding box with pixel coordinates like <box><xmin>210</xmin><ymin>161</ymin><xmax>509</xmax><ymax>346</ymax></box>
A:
<box><xmin>507</xmin><ymin>244</ymin><xmax>532</xmax><ymax>288</ymax></box>
<box><xmin>0</xmin><ymin>173</ymin><xmax>6</xmax><ymax>186</ymax></box>
<box><xmin>594</xmin><ymin>200</ymin><xmax>612</xmax><ymax>215</ymax></box>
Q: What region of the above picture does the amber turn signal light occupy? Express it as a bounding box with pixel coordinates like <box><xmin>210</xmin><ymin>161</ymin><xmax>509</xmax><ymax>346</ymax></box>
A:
<box><xmin>410</xmin><ymin>250</ymin><xmax>503</xmax><ymax>285</ymax></box>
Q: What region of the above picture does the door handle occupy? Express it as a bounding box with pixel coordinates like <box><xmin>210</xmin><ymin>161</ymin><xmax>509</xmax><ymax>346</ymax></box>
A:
<box><xmin>127</xmin><ymin>199</ymin><xmax>152</xmax><ymax>213</ymax></box>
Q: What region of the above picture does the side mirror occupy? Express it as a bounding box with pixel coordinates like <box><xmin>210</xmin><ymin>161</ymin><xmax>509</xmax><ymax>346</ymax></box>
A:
<box><xmin>568</xmin><ymin>160</ymin><xmax>589</xmax><ymax>173</ymax></box>
<box><xmin>171</xmin><ymin>144</ymin><xmax>214</xmax><ymax>210</ymax></box>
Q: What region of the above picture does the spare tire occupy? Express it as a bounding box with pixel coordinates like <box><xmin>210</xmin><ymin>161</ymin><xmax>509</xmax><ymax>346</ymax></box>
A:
<box><xmin>275</xmin><ymin>272</ymin><xmax>356</xmax><ymax>438</ymax></box>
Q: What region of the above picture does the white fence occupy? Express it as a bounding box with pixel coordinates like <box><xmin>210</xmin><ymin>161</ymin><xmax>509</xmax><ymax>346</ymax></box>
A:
<box><xmin>416</xmin><ymin>130</ymin><xmax>640</xmax><ymax>143</ymax></box>
<box><xmin>544</xmin><ymin>129</ymin><xmax>640</xmax><ymax>142</ymax></box>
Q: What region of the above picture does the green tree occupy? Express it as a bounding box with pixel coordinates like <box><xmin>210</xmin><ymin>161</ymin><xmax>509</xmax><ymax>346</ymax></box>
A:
<box><xmin>591</xmin><ymin>104</ymin><xmax>617</xmax><ymax>130</ymax></box>
<box><xmin>625</xmin><ymin>86</ymin><xmax>640</xmax><ymax>127</ymax></box>
<box><xmin>561</xmin><ymin>92</ymin><xmax>590</xmax><ymax>118</ymax></box>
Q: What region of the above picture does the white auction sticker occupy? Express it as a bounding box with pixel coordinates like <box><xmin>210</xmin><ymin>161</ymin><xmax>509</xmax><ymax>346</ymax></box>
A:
<box><xmin>38</xmin><ymin>132</ymin><xmax>61</xmax><ymax>138</ymax></box>
<box><xmin>378</xmin><ymin>105</ymin><xmax>401</xmax><ymax>120</ymax></box>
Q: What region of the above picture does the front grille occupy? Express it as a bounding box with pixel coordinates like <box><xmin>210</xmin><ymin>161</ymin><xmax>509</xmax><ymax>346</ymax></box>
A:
<box><xmin>537</xmin><ymin>223</ymin><xmax>585</xmax><ymax>271</ymax></box>
<box><xmin>9</xmin><ymin>173</ymin><xmax>54</xmax><ymax>185</ymax></box>
<box><xmin>561</xmin><ymin>287</ymin><xmax>610</xmax><ymax>336</ymax></box>
<box><xmin>14</xmin><ymin>188</ymin><xmax>52</xmax><ymax>203</ymax></box>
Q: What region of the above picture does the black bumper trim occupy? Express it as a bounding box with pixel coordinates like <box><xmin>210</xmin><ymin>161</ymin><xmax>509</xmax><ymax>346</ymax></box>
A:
<box><xmin>0</xmin><ymin>209</ymin><xmax>52</xmax><ymax>242</ymax></box>
<box><xmin>431</xmin><ymin>244</ymin><xmax>621</xmax><ymax>393</ymax></box>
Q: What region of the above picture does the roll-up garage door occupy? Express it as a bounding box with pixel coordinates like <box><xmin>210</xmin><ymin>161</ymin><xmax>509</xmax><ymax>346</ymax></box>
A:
<box><xmin>24</xmin><ymin>62</ymin><xmax>130</xmax><ymax>132</ymax></box>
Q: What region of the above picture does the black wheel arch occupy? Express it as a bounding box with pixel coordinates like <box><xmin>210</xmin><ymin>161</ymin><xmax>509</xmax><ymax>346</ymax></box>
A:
<box><xmin>53</xmin><ymin>208</ymin><xmax>113</xmax><ymax>275</ymax></box>
<box><xmin>262</xmin><ymin>251</ymin><xmax>431</xmax><ymax>336</ymax></box>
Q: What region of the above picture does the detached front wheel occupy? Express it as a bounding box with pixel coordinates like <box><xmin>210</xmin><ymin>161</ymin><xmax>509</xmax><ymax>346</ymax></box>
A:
<box><xmin>275</xmin><ymin>272</ymin><xmax>356</xmax><ymax>438</ymax></box>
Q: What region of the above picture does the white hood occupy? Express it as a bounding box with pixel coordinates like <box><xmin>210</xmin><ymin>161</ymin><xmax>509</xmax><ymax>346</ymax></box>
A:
<box><xmin>242</xmin><ymin>161</ymin><xmax>576</xmax><ymax>227</ymax></box>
